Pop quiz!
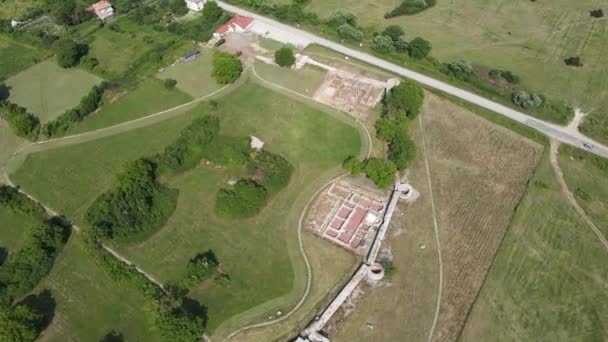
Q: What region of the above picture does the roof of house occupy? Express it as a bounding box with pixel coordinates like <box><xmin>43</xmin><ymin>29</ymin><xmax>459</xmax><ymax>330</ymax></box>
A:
<box><xmin>91</xmin><ymin>0</ymin><xmax>113</xmax><ymax>11</ymax></box>
<box><xmin>215</xmin><ymin>15</ymin><xmax>254</xmax><ymax>35</ymax></box>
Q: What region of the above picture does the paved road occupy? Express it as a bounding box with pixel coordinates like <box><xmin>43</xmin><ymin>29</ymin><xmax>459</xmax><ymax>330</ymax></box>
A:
<box><xmin>218</xmin><ymin>1</ymin><xmax>608</xmax><ymax>159</ymax></box>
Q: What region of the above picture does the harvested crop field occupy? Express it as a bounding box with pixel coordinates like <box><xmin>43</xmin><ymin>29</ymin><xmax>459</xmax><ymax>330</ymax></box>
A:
<box><xmin>332</xmin><ymin>92</ymin><xmax>543</xmax><ymax>341</ymax></box>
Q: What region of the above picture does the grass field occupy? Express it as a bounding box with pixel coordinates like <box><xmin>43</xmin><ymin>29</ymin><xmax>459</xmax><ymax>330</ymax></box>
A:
<box><xmin>558</xmin><ymin>144</ymin><xmax>608</xmax><ymax>237</ymax></box>
<box><xmin>461</xmin><ymin>153</ymin><xmax>608</xmax><ymax>341</ymax></box>
<box><xmin>157</xmin><ymin>48</ymin><xmax>222</xmax><ymax>97</ymax></box>
<box><xmin>254</xmin><ymin>62</ymin><xmax>327</xmax><ymax>97</ymax></box>
<box><xmin>0</xmin><ymin>0</ymin><xmax>43</xmax><ymax>19</ymax></box>
<box><xmin>332</xmin><ymin>92</ymin><xmax>542</xmax><ymax>341</ymax></box>
<box><xmin>302</xmin><ymin>0</ymin><xmax>608</xmax><ymax>141</ymax></box>
<box><xmin>11</xmin><ymin>81</ymin><xmax>364</xmax><ymax>336</ymax></box>
<box><xmin>0</xmin><ymin>33</ymin><xmax>50</xmax><ymax>81</ymax></box>
<box><xmin>32</xmin><ymin>236</ymin><xmax>160</xmax><ymax>342</ymax></box>
<box><xmin>87</xmin><ymin>17</ymin><xmax>190</xmax><ymax>79</ymax></box>
<box><xmin>4</xmin><ymin>59</ymin><xmax>103</xmax><ymax>122</ymax></box>
<box><xmin>68</xmin><ymin>79</ymin><xmax>193</xmax><ymax>134</ymax></box>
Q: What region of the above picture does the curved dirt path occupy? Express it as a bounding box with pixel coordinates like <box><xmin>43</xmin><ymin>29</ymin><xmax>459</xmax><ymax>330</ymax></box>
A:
<box><xmin>418</xmin><ymin>114</ymin><xmax>444</xmax><ymax>342</ymax></box>
<box><xmin>219</xmin><ymin>65</ymin><xmax>373</xmax><ymax>342</ymax></box>
<box><xmin>549</xmin><ymin>140</ymin><xmax>608</xmax><ymax>252</ymax></box>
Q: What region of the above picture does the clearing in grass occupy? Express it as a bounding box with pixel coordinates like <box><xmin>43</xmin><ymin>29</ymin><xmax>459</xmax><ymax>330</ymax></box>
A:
<box><xmin>461</xmin><ymin>153</ymin><xmax>608</xmax><ymax>341</ymax></box>
<box><xmin>11</xmin><ymin>81</ymin><xmax>364</xmax><ymax>335</ymax></box>
<box><xmin>4</xmin><ymin>59</ymin><xmax>103</xmax><ymax>122</ymax></box>
<box><xmin>157</xmin><ymin>48</ymin><xmax>222</xmax><ymax>97</ymax></box>
<box><xmin>331</xmin><ymin>91</ymin><xmax>542</xmax><ymax>341</ymax></box>
<box><xmin>0</xmin><ymin>34</ymin><xmax>50</xmax><ymax>81</ymax></box>
<box><xmin>0</xmin><ymin>206</ymin><xmax>40</xmax><ymax>255</ymax></box>
<box><xmin>68</xmin><ymin>79</ymin><xmax>192</xmax><ymax>134</ymax></box>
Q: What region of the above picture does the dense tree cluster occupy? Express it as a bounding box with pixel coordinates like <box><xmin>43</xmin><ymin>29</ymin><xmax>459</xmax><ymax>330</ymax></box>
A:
<box><xmin>211</xmin><ymin>51</ymin><xmax>243</xmax><ymax>84</ymax></box>
<box><xmin>43</xmin><ymin>83</ymin><xmax>107</xmax><ymax>137</ymax></box>
<box><xmin>0</xmin><ymin>101</ymin><xmax>40</xmax><ymax>140</ymax></box>
<box><xmin>362</xmin><ymin>159</ymin><xmax>397</xmax><ymax>189</ymax></box>
<box><xmin>385</xmin><ymin>0</ymin><xmax>436</xmax><ymax>18</ymax></box>
<box><xmin>53</xmin><ymin>38</ymin><xmax>87</xmax><ymax>68</ymax></box>
<box><xmin>0</xmin><ymin>303</ymin><xmax>42</xmax><ymax>342</ymax></box>
<box><xmin>0</xmin><ymin>186</ymin><xmax>46</xmax><ymax>219</ymax></box>
<box><xmin>489</xmin><ymin>69</ymin><xmax>520</xmax><ymax>84</ymax></box>
<box><xmin>85</xmin><ymin>159</ymin><xmax>178</xmax><ymax>243</ymax></box>
<box><xmin>274</xmin><ymin>47</ymin><xmax>296</xmax><ymax>67</ymax></box>
<box><xmin>247</xmin><ymin>150</ymin><xmax>294</xmax><ymax>194</ymax></box>
<box><xmin>512</xmin><ymin>90</ymin><xmax>543</xmax><ymax>109</ymax></box>
<box><xmin>371</xmin><ymin>25</ymin><xmax>431</xmax><ymax>59</ymax></box>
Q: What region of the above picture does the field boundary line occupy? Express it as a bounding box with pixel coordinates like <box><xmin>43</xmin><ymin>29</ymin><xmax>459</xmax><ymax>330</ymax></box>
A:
<box><xmin>220</xmin><ymin>65</ymin><xmax>372</xmax><ymax>341</ymax></box>
<box><xmin>550</xmin><ymin>140</ymin><xmax>608</xmax><ymax>252</ymax></box>
<box><xmin>418</xmin><ymin>113</ymin><xmax>444</xmax><ymax>342</ymax></box>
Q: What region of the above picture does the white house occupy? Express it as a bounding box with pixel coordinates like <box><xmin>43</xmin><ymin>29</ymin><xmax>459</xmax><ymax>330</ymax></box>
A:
<box><xmin>185</xmin><ymin>0</ymin><xmax>206</xmax><ymax>12</ymax></box>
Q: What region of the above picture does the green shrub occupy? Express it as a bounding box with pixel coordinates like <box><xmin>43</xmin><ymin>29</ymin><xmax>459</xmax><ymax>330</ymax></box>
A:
<box><xmin>274</xmin><ymin>47</ymin><xmax>296</xmax><ymax>67</ymax></box>
<box><xmin>512</xmin><ymin>91</ymin><xmax>543</xmax><ymax>109</ymax></box>
<box><xmin>372</xmin><ymin>35</ymin><xmax>395</xmax><ymax>54</ymax></box>
<box><xmin>0</xmin><ymin>101</ymin><xmax>40</xmax><ymax>140</ymax></box>
<box><xmin>212</xmin><ymin>51</ymin><xmax>243</xmax><ymax>84</ymax></box>
<box><xmin>385</xmin><ymin>0</ymin><xmax>436</xmax><ymax>18</ymax></box>
<box><xmin>383</xmin><ymin>25</ymin><xmax>404</xmax><ymax>42</ymax></box>
<box><xmin>182</xmin><ymin>251</ymin><xmax>219</xmax><ymax>287</ymax></box>
<box><xmin>53</xmin><ymin>38</ymin><xmax>86</xmax><ymax>68</ymax></box>
<box><xmin>327</xmin><ymin>10</ymin><xmax>358</xmax><ymax>28</ymax></box>
<box><xmin>247</xmin><ymin>150</ymin><xmax>293</xmax><ymax>194</ymax></box>
<box><xmin>408</xmin><ymin>37</ymin><xmax>432</xmax><ymax>59</ymax></box>
<box><xmin>202</xmin><ymin>136</ymin><xmax>250</xmax><ymax>166</ymax></box>
<box><xmin>216</xmin><ymin>179</ymin><xmax>268</xmax><ymax>219</ymax></box>
<box><xmin>338</xmin><ymin>24</ymin><xmax>363</xmax><ymax>41</ymax></box>
<box><xmin>85</xmin><ymin>159</ymin><xmax>178</xmax><ymax>243</ymax></box>
<box><xmin>0</xmin><ymin>186</ymin><xmax>47</xmax><ymax>219</ymax></box>
<box><xmin>388</xmin><ymin>81</ymin><xmax>424</xmax><ymax>119</ymax></box>
<box><xmin>152</xmin><ymin>297</ymin><xmax>205</xmax><ymax>342</ymax></box>
<box><xmin>0</xmin><ymin>303</ymin><xmax>42</xmax><ymax>342</ymax></box>
<box><xmin>164</xmin><ymin>78</ymin><xmax>177</xmax><ymax>90</ymax></box>
<box><xmin>342</xmin><ymin>156</ymin><xmax>363</xmax><ymax>175</ymax></box>
<box><xmin>214</xmin><ymin>273</ymin><xmax>231</xmax><ymax>287</ymax></box>
<box><xmin>364</xmin><ymin>159</ymin><xmax>397</xmax><ymax>189</ymax></box>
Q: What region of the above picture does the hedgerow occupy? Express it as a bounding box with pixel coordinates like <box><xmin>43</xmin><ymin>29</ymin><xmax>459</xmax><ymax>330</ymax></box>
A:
<box><xmin>0</xmin><ymin>101</ymin><xmax>40</xmax><ymax>140</ymax></box>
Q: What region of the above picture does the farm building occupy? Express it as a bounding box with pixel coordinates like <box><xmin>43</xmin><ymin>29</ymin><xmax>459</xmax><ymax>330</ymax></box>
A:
<box><xmin>185</xmin><ymin>0</ymin><xmax>206</xmax><ymax>12</ymax></box>
<box><xmin>213</xmin><ymin>15</ymin><xmax>254</xmax><ymax>38</ymax></box>
<box><xmin>89</xmin><ymin>0</ymin><xmax>115</xmax><ymax>21</ymax></box>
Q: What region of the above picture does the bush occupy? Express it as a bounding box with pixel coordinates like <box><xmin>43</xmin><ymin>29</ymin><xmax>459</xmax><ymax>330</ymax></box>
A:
<box><xmin>164</xmin><ymin>78</ymin><xmax>177</xmax><ymax>90</ymax></box>
<box><xmin>0</xmin><ymin>186</ymin><xmax>47</xmax><ymax>219</ymax></box>
<box><xmin>564</xmin><ymin>56</ymin><xmax>583</xmax><ymax>67</ymax></box>
<box><xmin>590</xmin><ymin>9</ymin><xmax>604</xmax><ymax>18</ymax></box>
<box><xmin>247</xmin><ymin>151</ymin><xmax>293</xmax><ymax>194</ymax></box>
<box><xmin>183</xmin><ymin>251</ymin><xmax>219</xmax><ymax>287</ymax></box>
<box><xmin>372</xmin><ymin>35</ymin><xmax>395</xmax><ymax>54</ymax></box>
<box><xmin>274</xmin><ymin>47</ymin><xmax>296</xmax><ymax>67</ymax></box>
<box><xmin>364</xmin><ymin>159</ymin><xmax>397</xmax><ymax>189</ymax></box>
<box><xmin>327</xmin><ymin>10</ymin><xmax>357</xmax><ymax>29</ymax></box>
<box><xmin>388</xmin><ymin>81</ymin><xmax>424</xmax><ymax>119</ymax></box>
<box><xmin>85</xmin><ymin>159</ymin><xmax>178</xmax><ymax>243</ymax></box>
<box><xmin>342</xmin><ymin>156</ymin><xmax>363</xmax><ymax>175</ymax></box>
<box><xmin>0</xmin><ymin>101</ymin><xmax>40</xmax><ymax>139</ymax></box>
<box><xmin>408</xmin><ymin>37</ymin><xmax>432</xmax><ymax>59</ymax></box>
<box><xmin>214</xmin><ymin>273</ymin><xmax>231</xmax><ymax>287</ymax></box>
<box><xmin>512</xmin><ymin>91</ymin><xmax>543</xmax><ymax>109</ymax></box>
<box><xmin>0</xmin><ymin>220</ymin><xmax>69</xmax><ymax>302</ymax></box>
<box><xmin>202</xmin><ymin>136</ymin><xmax>250</xmax><ymax>166</ymax></box>
<box><xmin>337</xmin><ymin>23</ymin><xmax>363</xmax><ymax>41</ymax></box>
<box><xmin>442</xmin><ymin>61</ymin><xmax>474</xmax><ymax>81</ymax></box>
<box><xmin>211</xmin><ymin>51</ymin><xmax>243</xmax><ymax>84</ymax></box>
<box><xmin>215</xmin><ymin>180</ymin><xmax>268</xmax><ymax>219</ymax></box>
<box><xmin>385</xmin><ymin>0</ymin><xmax>436</xmax><ymax>18</ymax></box>
<box><xmin>383</xmin><ymin>25</ymin><xmax>404</xmax><ymax>41</ymax></box>
<box><xmin>53</xmin><ymin>38</ymin><xmax>86</xmax><ymax>68</ymax></box>
<box><xmin>153</xmin><ymin>297</ymin><xmax>205</xmax><ymax>342</ymax></box>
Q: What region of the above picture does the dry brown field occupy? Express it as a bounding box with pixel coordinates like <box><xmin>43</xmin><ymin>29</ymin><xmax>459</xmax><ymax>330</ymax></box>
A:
<box><xmin>331</xmin><ymin>92</ymin><xmax>543</xmax><ymax>341</ymax></box>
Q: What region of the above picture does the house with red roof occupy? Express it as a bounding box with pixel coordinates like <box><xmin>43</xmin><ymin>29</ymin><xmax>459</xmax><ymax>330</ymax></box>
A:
<box><xmin>213</xmin><ymin>15</ymin><xmax>254</xmax><ymax>38</ymax></box>
<box><xmin>89</xmin><ymin>0</ymin><xmax>115</xmax><ymax>21</ymax></box>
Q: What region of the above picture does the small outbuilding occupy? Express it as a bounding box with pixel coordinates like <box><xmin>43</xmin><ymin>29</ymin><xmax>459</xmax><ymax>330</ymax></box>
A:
<box><xmin>89</xmin><ymin>0</ymin><xmax>115</xmax><ymax>21</ymax></box>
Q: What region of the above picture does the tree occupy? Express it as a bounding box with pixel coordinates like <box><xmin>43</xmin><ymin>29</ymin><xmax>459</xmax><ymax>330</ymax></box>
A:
<box><xmin>383</xmin><ymin>25</ymin><xmax>404</xmax><ymax>41</ymax></box>
<box><xmin>0</xmin><ymin>304</ymin><xmax>42</xmax><ymax>342</ymax></box>
<box><xmin>372</xmin><ymin>35</ymin><xmax>395</xmax><ymax>54</ymax></box>
<box><xmin>215</xmin><ymin>180</ymin><xmax>268</xmax><ymax>219</ymax></box>
<box><xmin>388</xmin><ymin>81</ymin><xmax>424</xmax><ymax>119</ymax></box>
<box><xmin>164</xmin><ymin>78</ymin><xmax>178</xmax><ymax>89</ymax></box>
<box><xmin>211</xmin><ymin>51</ymin><xmax>243</xmax><ymax>84</ymax></box>
<box><xmin>247</xmin><ymin>151</ymin><xmax>293</xmax><ymax>193</ymax></box>
<box><xmin>54</xmin><ymin>38</ymin><xmax>85</xmax><ymax>68</ymax></box>
<box><xmin>202</xmin><ymin>0</ymin><xmax>223</xmax><ymax>21</ymax></box>
<box><xmin>47</xmin><ymin>0</ymin><xmax>77</xmax><ymax>25</ymax></box>
<box><xmin>327</xmin><ymin>10</ymin><xmax>357</xmax><ymax>29</ymax></box>
<box><xmin>408</xmin><ymin>37</ymin><xmax>431</xmax><ymax>59</ymax></box>
<box><xmin>338</xmin><ymin>24</ymin><xmax>363</xmax><ymax>41</ymax></box>
<box><xmin>364</xmin><ymin>159</ymin><xmax>396</xmax><ymax>189</ymax></box>
<box><xmin>274</xmin><ymin>47</ymin><xmax>296</xmax><ymax>67</ymax></box>
<box><xmin>183</xmin><ymin>251</ymin><xmax>219</xmax><ymax>287</ymax></box>
<box><xmin>342</xmin><ymin>156</ymin><xmax>363</xmax><ymax>175</ymax></box>
<box><xmin>154</xmin><ymin>298</ymin><xmax>205</xmax><ymax>342</ymax></box>
<box><xmin>511</xmin><ymin>91</ymin><xmax>543</xmax><ymax>109</ymax></box>
<box><xmin>564</xmin><ymin>56</ymin><xmax>583</xmax><ymax>67</ymax></box>
<box><xmin>170</xmin><ymin>0</ymin><xmax>189</xmax><ymax>16</ymax></box>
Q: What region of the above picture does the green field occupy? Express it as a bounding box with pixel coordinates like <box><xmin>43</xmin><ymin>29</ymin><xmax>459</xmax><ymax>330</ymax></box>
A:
<box><xmin>0</xmin><ymin>207</ymin><xmax>40</xmax><ymax>255</ymax></box>
<box><xmin>4</xmin><ymin>59</ymin><xmax>103</xmax><ymax>122</ymax></box>
<box><xmin>302</xmin><ymin>0</ymin><xmax>608</xmax><ymax>141</ymax></box>
<box><xmin>0</xmin><ymin>34</ymin><xmax>50</xmax><ymax>81</ymax></box>
<box><xmin>559</xmin><ymin>144</ymin><xmax>608</xmax><ymax>236</ymax></box>
<box><xmin>31</xmin><ymin>236</ymin><xmax>160</xmax><ymax>342</ymax></box>
<box><xmin>254</xmin><ymin>62</ymin><xmax>327</xmax><ymax>97</ymax></box>
<box><xmin>157</xmin><ymin>48</ymin><xmax>222</xmax><ymax>97</ymax></box>
<box><xmin>461</xmin><ymin>153</ymin><xmax>608</xmax><ymax>341</ymax></box>
<box><xmin>87</xmin><ymin>17</ymin><xmax>190</xmax><ymax>78</ymax></box>
<box><xmin>12</xmin><ymin>81</ymin><xmax>364</xmax><ymax>335</ymax></box>
<box><xmin>68</xmin><ymin>79</ymin><xmax>193</xmax><ymax>134</ymax></box>
<box><xmin>0</xmin><ymin>0</ymin><xmax>43</xmax><ymax>19</ymax></box>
